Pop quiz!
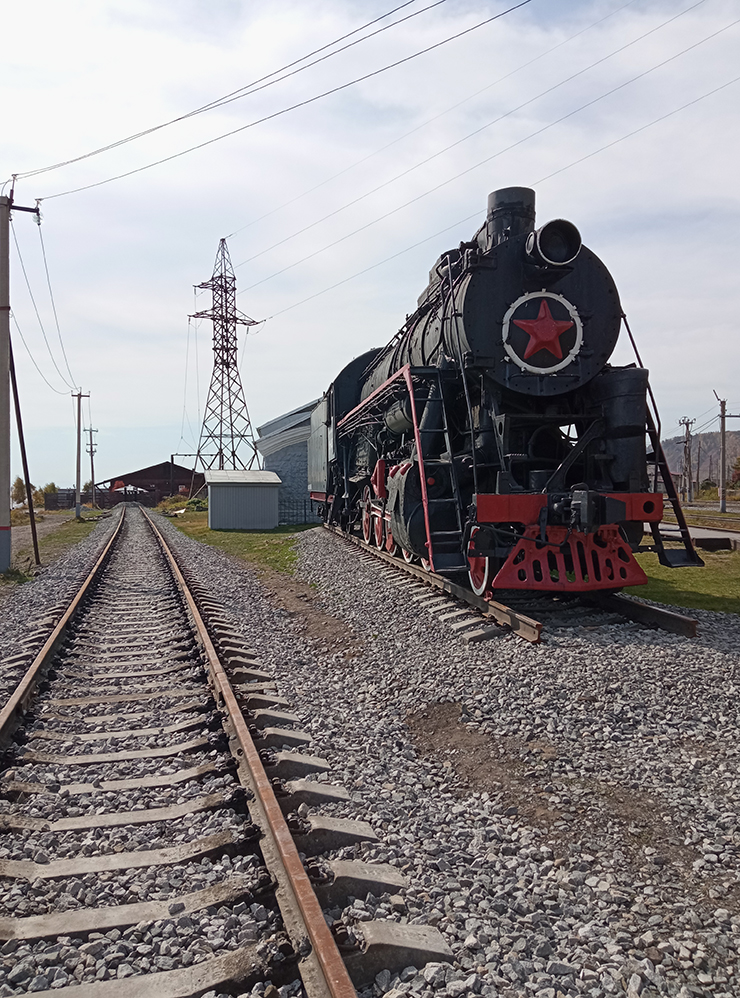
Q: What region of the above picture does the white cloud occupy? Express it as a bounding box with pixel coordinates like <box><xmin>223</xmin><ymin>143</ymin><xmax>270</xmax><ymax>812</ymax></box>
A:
<box><xmin>3</xmin><ymin>0</ymin><xmax>740</xmax><ymax>485</ymax></box>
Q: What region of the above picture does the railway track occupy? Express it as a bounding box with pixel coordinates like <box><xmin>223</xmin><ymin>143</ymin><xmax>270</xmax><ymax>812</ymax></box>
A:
<box><xmin>0</xmin><ymin>505</ymin><xmax>451</xmax><ymax>998</ymax></box>
<box><xmin>324</xmin><ymin>524</ymin><xmax>698</xmax><ymax>642</ymax></box>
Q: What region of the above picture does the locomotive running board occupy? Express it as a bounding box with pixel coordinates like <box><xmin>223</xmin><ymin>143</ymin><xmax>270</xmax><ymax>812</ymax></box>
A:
<box><xmin>324</xmin><ymin>524</ymin><xmax>543</xmax><ymax>643</ymax></box>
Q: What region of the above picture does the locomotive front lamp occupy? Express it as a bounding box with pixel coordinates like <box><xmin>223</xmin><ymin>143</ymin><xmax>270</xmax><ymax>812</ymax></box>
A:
<box><xmin>526</xmin><ymin>219</ymin><xmax>582</xmax><ymax>267</ymax></box>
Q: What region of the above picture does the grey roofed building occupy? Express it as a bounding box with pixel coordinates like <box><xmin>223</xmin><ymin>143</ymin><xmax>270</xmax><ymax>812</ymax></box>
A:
<box><xmin>205</xmin><ymin>469</ymin><xmax>282</xmax><ymax>531</ymax></box>
<box><xmin>256</xmin><ymin>400</ymin><xmax>321</xmax><ymax>525</ymax></box>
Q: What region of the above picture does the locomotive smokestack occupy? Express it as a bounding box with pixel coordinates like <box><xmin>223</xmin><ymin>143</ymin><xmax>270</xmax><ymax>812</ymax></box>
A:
<box><xmin>486</xmin><ymin>186</ymin><xmax>536</xmax><ymax>249</ymax></box>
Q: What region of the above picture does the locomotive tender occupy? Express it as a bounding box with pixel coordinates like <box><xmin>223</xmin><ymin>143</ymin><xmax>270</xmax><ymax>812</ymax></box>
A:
<box><xmin>308</xmin><ymin>186</ymin><xmax>696</xmax><ymax>595</ymax></box>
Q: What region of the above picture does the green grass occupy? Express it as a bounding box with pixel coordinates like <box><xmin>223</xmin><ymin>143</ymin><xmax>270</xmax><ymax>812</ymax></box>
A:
<box><xmin>1</xmin><ymin>514</ymin><xmax>99</xmax><ymax>598</ymax></box>
<box><xmin>628</xmin><ymin>548</ymin><xmax>740</xmax><ymax>615</ymax></box>
<box><xmin>170</xmin><ymin>511</ymin><xmax>317</xmax><ymax>575</ymax></box>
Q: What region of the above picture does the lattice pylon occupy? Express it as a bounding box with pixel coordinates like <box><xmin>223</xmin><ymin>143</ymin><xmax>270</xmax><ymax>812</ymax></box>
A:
<box><xmin>191</xmin><ymin>239</ymin><xmax>261</xmax><ymax>472</ymax></box>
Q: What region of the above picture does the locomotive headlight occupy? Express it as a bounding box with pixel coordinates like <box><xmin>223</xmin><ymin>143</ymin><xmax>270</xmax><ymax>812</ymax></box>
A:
<box><xmin>526</xmin><ymin>219</ymin><xmax>581</xmax><ymax>267</ymax></box>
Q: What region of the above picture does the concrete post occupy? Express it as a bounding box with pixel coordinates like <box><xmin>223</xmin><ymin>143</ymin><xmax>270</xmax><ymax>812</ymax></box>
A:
<box><xmin>0</xmin><ymin>197</ymin><xmax>10</xmax><ymax>572</ymax></box>
<box><xmin>75</xmin><ymin>391</ymin><xmax>82</xmax><ymax>519</ymax></box>
<box><xmin>719</xmin><ymin>397</ymin><xmax>727</xmax><ymax>514</ymax></box>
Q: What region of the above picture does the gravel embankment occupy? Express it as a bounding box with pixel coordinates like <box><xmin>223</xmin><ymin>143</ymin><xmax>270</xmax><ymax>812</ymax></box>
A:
<box><xmin>155</xmin><ymin>516</ymin><xmax>740</xmax><ymax>998</ymax></box>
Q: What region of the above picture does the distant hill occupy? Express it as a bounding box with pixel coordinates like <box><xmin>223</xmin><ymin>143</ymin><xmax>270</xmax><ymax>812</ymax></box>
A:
<box><xmin>661</xmin><ymin>430</ymin><xmax>740</xmax><ymax>482</ymax></box>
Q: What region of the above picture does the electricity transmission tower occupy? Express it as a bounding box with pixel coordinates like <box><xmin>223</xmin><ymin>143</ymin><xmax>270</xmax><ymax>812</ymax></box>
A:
<box><xmin>191</xmin><ymin>239</ymin><xmax>261</xmax><ymax>473</ymax></box>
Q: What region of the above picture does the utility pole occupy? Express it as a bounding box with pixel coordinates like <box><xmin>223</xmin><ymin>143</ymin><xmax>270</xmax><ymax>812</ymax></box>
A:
<box><xmin>713</xmin><ymin>391</ymin><xmax>740</xmax><ymax>513</ymax></box>
<box><xmin>73</xmin><ymin>391</ymin><xmax>90</xmax><ymax>519</ymax></box>
<box><xmin>0</xmin><ymin>190</ymin><xmax>41</xmax><ymax>573</ymax></box>
<box><xmin>678</xmin><ymin>417</ymin><xmax>695</xmax><ymax>504</ymax></box>
<box><xmin>86</xmin><ymin>426</ymin><xmax>97</xmax><ymax>508</ymax></box>
<box><xmin>696</xmin><ymin>436</ymin><xmax>702</xmax><ymax>494</ymax></box>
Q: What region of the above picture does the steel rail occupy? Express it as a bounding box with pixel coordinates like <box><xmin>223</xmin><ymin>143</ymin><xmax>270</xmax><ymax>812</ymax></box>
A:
<box><xmin>324</xmin><ymin>524</ymin><xmax>698</xmax><ymax>639</ymax></box>
<box><xmin>324</xmin><ymin>523</ymin><xmax>542</xmax><ymax>643</ymax></box>
<box><xmin>143</xmin><ymin>510</ymin><xmax>357</xmax><ymax>998</ymax></box>
<box><xmin>0</xmin><ymin>507</ymin><xmax>125</xmax><ymax>748</ymax></box>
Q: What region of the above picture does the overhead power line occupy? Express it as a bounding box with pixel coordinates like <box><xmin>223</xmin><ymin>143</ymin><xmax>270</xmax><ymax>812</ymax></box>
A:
<box><xmin>37</xmin><ymin>223</ymin><xmax>77</xmax><ymax>388</ymax></box>
<box><xmin>10</xmin><ymin>312</ymin><xmax>70</xmax><ymax>396</ymax></box>
<box><xmin>243</xmin><ymin>14</ymin><xmax>739</xmax><ymax>292</ymax></box>
<box><xmin>264</xmin><ymin>71</ymin><xmax>740</xmax><ymax>320</ymax></box>
<box><xmin>10</xmin><ymin>0</ymin><xmax>444</xmax><ymax>183</ymax></box>
<box><xmin>235</xmin><ymin>0</ymin><xmax>710</xmax><ymax>270</ymax></box>
<box><xmin>10</xmin><ymin>219</ymin><xmax>77</xmax><ymax>391</ymax></box>
<box><xmin>225</xmin><ymin>0</ymin><xmax>642</xmax><ymax>240</ymax></box>
<box><xmin>34</xmin><ymin>0</ymin><xmax>534</xmax><ymax>201</ymax></box>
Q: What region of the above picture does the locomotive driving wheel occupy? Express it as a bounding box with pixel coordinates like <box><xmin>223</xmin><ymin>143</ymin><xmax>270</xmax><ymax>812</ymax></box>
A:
<box><xmin>385</xmin><ymin>527</ymin><xmax>398</xmax><ymax>557</ymax></box>
<box><xmin>467</xmin><ymin>525</ymin><xmax>491</xmax><ymax>596</ymax></box>
<box><xmin>373</xmin><ymin>510</ymin><xmax>385</xmax><ymax>548</ymax></box>
<box><xmin>402</xmin><ymin>548</ymin><xmax>416</xmax><ymax>564</ymax></box>
<box><xmin>361</xmin><ymin>486</ymin><xmax>372</xmax><ymax>544</ymax></box>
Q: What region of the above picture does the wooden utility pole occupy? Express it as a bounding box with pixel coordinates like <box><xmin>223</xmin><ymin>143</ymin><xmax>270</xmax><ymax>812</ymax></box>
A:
<box><xmin>86</xmin><ymin>426</ymin><xmax>97</xmax><ymax>508</ymax></box>
<box><xmin>696</xmin><ymin>437</ymin><xmax>702</xmax><ymax>493</ymax></box>
<box><xmin>678</xmin><ymin>417</ymin><xmax>695</xmax><ymax>503</ymax></box>
<box><xmin>73</xmin><ymin>391</ymin><xmax>90</xmax><ymax>519</ymax></box>
<box><xmin>9</xmin><ymin>338</ymin><xmax>40</xmax><ymax>565</ymax></box>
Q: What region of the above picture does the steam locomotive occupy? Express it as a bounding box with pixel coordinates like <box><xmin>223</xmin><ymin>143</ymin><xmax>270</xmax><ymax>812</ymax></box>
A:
<box><xmin>308</xmin><ymin>186</ymin><xmax>697</xmax><ymax>594</ymax></box>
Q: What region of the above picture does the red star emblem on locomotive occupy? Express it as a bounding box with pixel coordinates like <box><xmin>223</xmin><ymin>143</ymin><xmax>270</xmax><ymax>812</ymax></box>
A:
<box><xmin>512</xmin><ymin>299</ymin><xmax>574</xmax><ymax>360</ymax></box>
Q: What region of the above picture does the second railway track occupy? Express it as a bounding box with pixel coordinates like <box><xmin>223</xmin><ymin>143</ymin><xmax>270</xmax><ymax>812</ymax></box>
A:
<box><xmin>323</xmin><ymin>525</ymin><xmax>698</xmax><ymax>644</ymax></box>
<box><xmin>0</xmin><ymin>505</ymin><xmax>450</xmax><ymax>998</ymax></box>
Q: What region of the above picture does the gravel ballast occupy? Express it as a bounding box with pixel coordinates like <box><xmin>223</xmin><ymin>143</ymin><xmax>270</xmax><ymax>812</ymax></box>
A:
<box><xmin>154</xmin><ymin>516</ymin><xmax>740</xmax><ymax>998</ymax></box>
<box><xmin>0</xmin><ymin>509</ymin><xmax>122</xmax><ymax>705</ymax></box>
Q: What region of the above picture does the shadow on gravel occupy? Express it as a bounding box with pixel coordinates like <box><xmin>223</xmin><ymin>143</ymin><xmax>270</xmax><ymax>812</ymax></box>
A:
<box><xmin>246</xmin><ymin>564</ymin><xmax>364</xmax><ymax>660</ymax></box>
<box><xmin>405</xmin><ymin>701</ymin><xmax>739</xmax><ymax>916</ymax></box>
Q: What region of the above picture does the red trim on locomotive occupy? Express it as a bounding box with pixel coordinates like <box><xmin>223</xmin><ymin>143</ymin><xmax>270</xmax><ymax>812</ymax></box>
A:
<box><xmin>339</xmin><ymin>365</ymin><xmax>435</xmax><ymax>571</ymax></box>
<box><xmin>371</xmin><ymin>459</ymin><xmax>387</xmax><ymax>499</ymax></box>
<box><xmin>475</xmin><ymin>492</ymin><xmax>663</xmax><ymax>523</ymax></box>
<box><xmin>491</xmin><ymin>524</ymin><xmax>648</xmax><ymax>592</ymax></box>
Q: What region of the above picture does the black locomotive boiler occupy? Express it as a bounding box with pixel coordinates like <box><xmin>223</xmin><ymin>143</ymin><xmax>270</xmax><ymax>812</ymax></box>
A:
<box><xmin>308</xmin><ymin>186</ymin><xmax>699</xmax><ymax>595</ymax></box>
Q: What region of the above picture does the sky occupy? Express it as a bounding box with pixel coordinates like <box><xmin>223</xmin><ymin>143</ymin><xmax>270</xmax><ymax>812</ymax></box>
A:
<box><xmin>2</xmin><ymin>0</ymin><xmax>739</xmax><ymax>487</ymax></box>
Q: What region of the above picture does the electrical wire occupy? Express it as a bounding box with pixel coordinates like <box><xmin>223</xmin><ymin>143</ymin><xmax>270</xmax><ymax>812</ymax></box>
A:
<box><xmin>225</xmin><ymin>0</ymin><xmax>642</xmax><ymax>240</ymax></box>
<box><xmin>263</xmin><ymin>71</ymin><xmax>740</xmax><ymax>320</ymax></box>
<box><xmin>10</xmin><ymin>312</ymin><xmax>70</xmax><ymax>395</ymax></box>
<box><xmin>235</xmin><ymin>0</ymin><xmax>706</xmax><ymax>269</ymax></box>
<box><xmin>11</xmin><ymin>0</ymin><xmax>441</xmax><ymax>183</ymax></box>
<box><xmin>10</xmin><ymin>219</ymin><xmax>77</xmax><ymax>391</ymax></box>
<box><xmin>694</xmin><ymin>414</ymin><xmax>720</xmax><ymax>434</ymax></box>
<box><xmin>34</xmin><ymin>0</ymin><xmax>533</xmax><ymax>201</ymax></box>
<box><xmin>37</xmin><ymin>222</ymin><xmax>78</xmax><ymax>388</ymax></box>
<box><xmin>244</xmin><ymin>15</ymin><xmax>739</xmax><ymax>292</ymax></box>
<box><xmin>528</xmin><ymin>70</ymin><xmax>740</xmax><ymax>187</ymax></box>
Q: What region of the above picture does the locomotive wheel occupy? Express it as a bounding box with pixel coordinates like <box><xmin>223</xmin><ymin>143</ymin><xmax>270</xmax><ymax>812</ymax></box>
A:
<box><xmin>385</xmin><ymin>527</ymin><xmax>398</xmax><ymax>557</ymax></box>
<box><xmin>420</xmin><ymin>556</ymin><xmax>432</xmax><ymax>572</ymax></box>
<box><xmin>373</xmin><ymin>512</ymin><xmax>385</xmax><ymax>548</ymax></box>
<box><xmin>361</xmin><ymin>487</ymin><xmax>372</xmax><ymax>544</ymax></box>
<box><xmin>467</xmin><ymin>526</ymin><xmax>490</xmax><ymax>596</ymax></box>
<box><xmin>402</xmin><ymin>548</ymin><xmax>416</xmax><ymax>564</ymax></box>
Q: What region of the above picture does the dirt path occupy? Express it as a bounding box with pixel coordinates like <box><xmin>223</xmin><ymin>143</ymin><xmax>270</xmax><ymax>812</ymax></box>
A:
<box><xmin>10</xmin><ymin>512</ymin><xmax>76</xmax><ymax>569</ymax></box>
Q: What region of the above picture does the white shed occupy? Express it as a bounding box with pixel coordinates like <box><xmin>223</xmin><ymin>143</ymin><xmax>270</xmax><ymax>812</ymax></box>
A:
<box><xmin>205</xmin><ymin>470</ymin><xmax>282</xmax><ymax>530</ymax></box>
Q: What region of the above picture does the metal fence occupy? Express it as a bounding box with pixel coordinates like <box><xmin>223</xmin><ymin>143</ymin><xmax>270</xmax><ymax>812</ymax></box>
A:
<box><xmin>278</xmin><ymin>495</ymin><xmax>321</xmax><ymax>525</ymax></box>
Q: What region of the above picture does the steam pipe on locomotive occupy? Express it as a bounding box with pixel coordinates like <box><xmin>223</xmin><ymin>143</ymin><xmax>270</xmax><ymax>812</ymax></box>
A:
<box><xmin>308</xmin><ymin>186</ymin><xmax>702</xmax><ymax>594</ymax></box>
